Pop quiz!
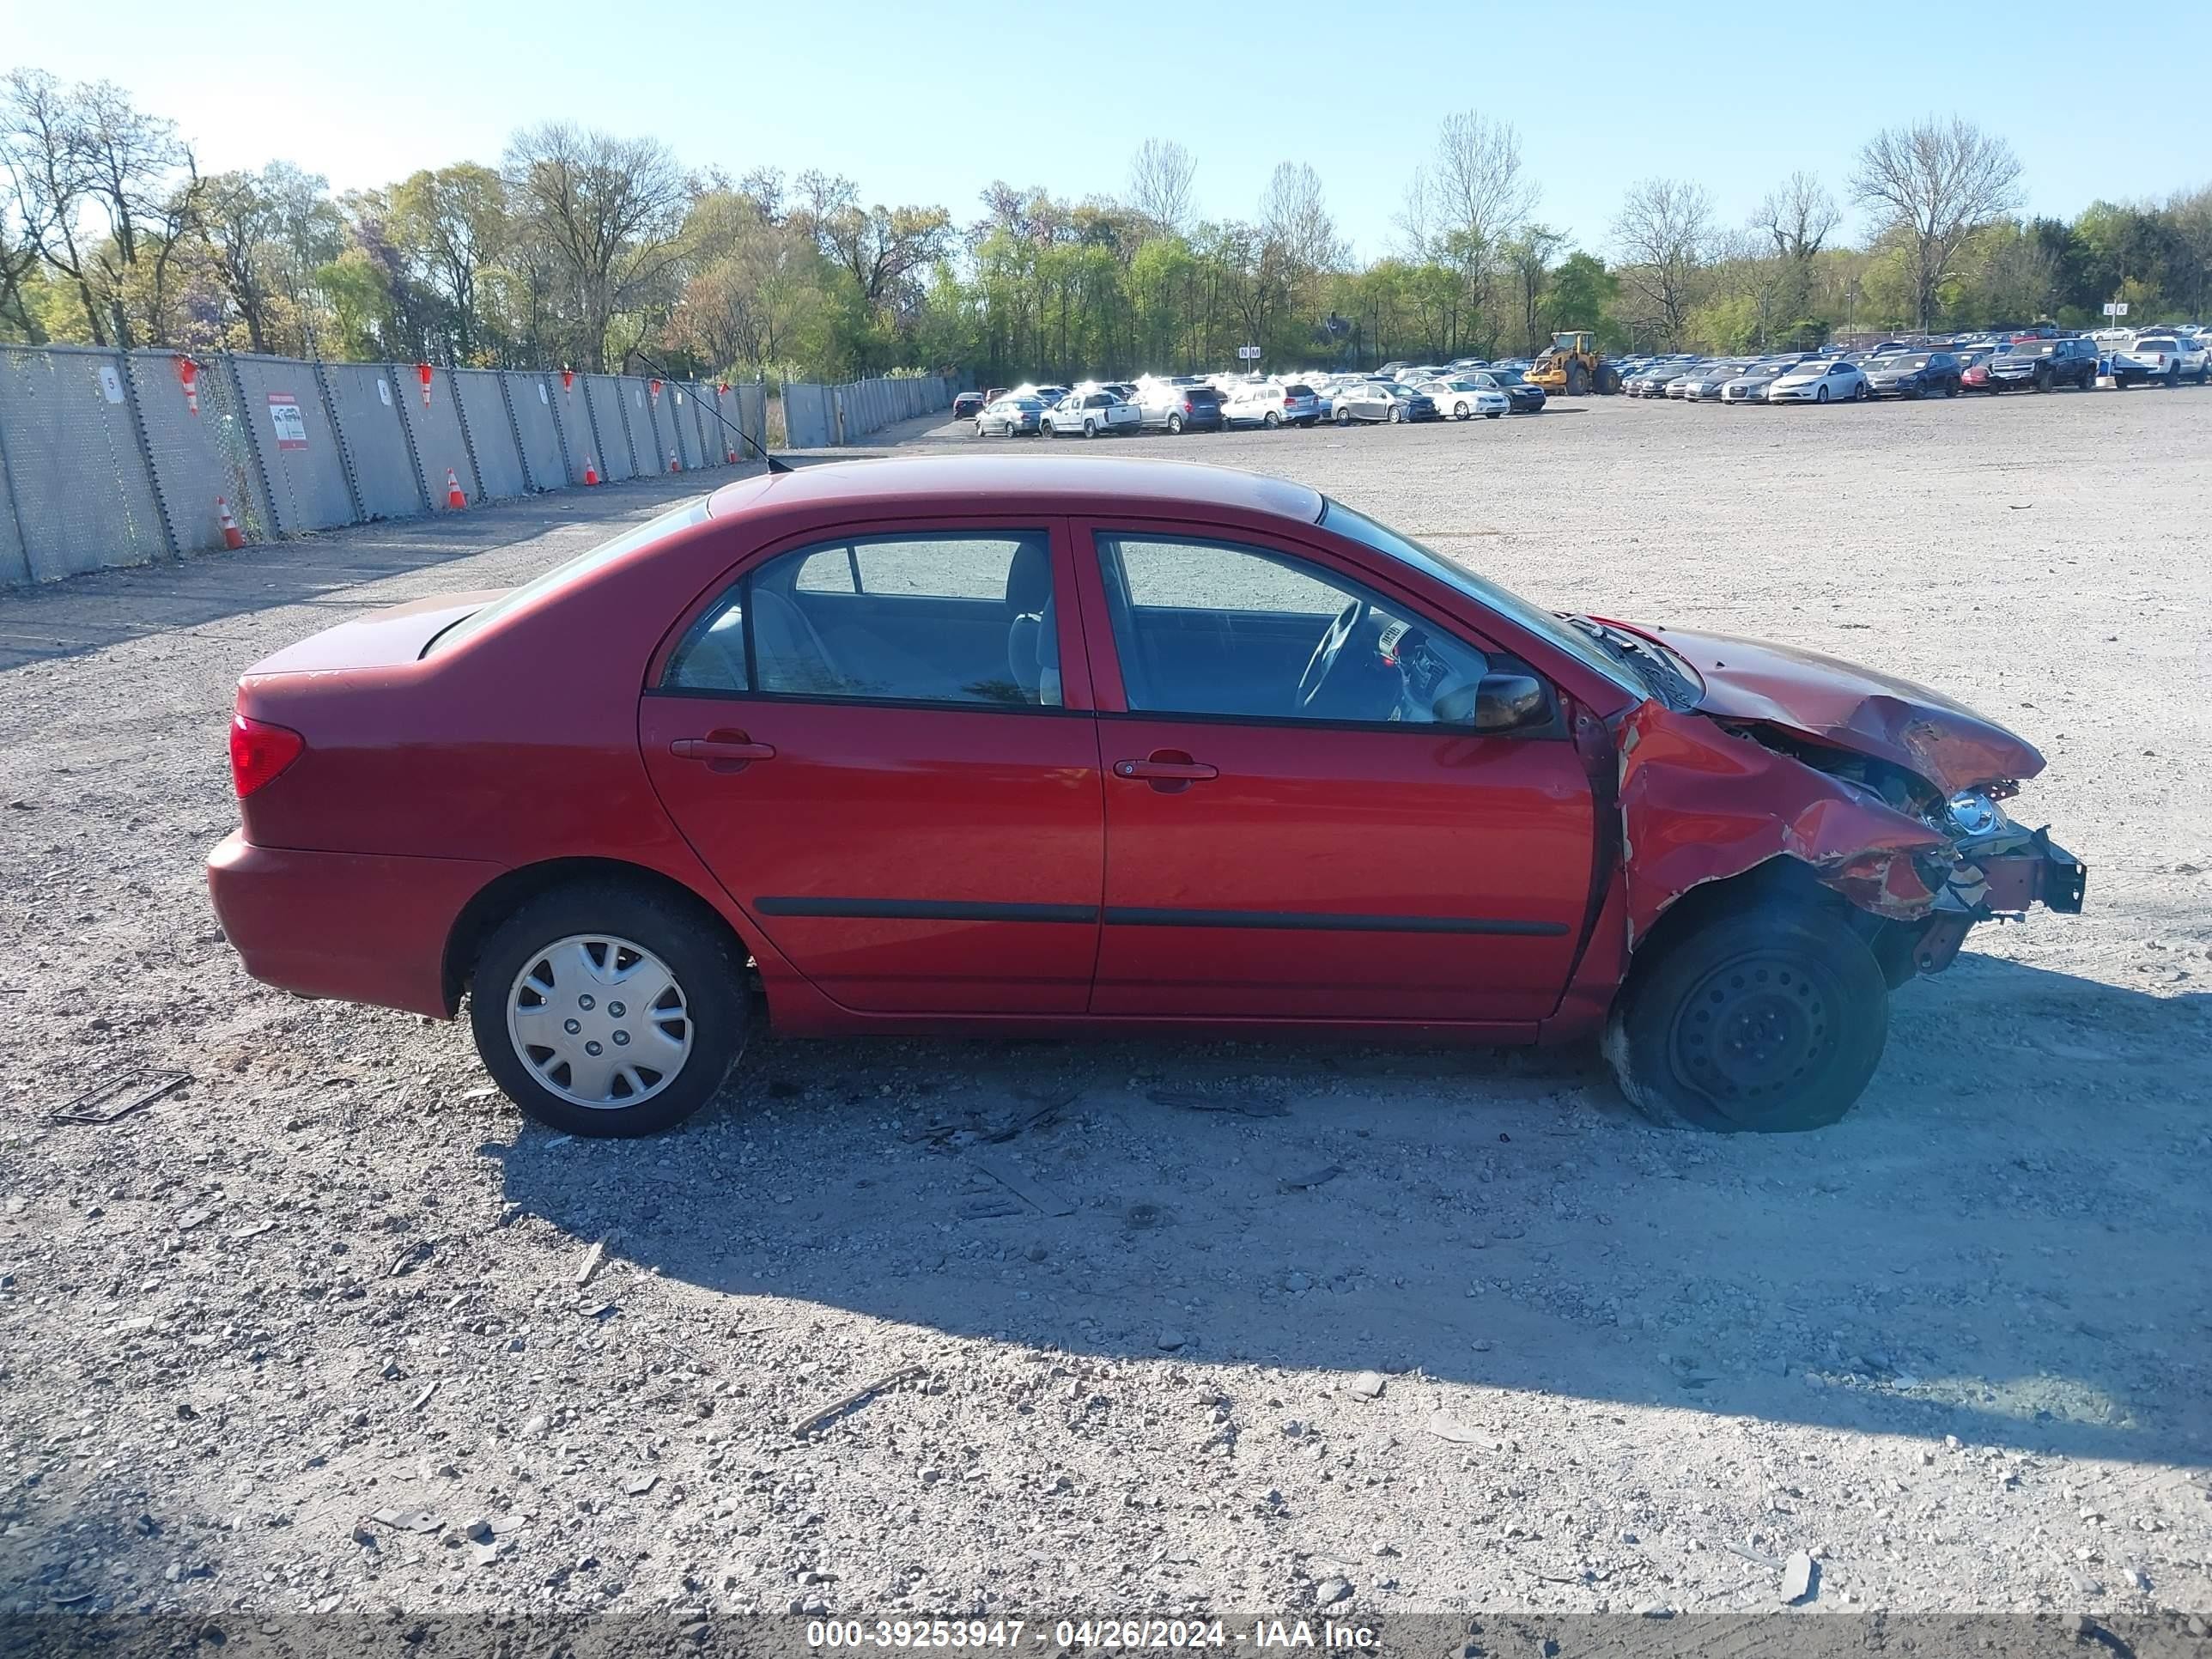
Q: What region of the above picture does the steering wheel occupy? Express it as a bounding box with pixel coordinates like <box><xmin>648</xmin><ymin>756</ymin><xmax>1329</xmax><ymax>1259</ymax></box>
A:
<box><xmin>1296</xmin><ymin>599</ymin><xmax>1367</xmax><ymax>714</ymax></box>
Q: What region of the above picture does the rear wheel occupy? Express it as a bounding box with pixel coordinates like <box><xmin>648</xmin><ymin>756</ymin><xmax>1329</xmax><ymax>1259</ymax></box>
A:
<box><xmin>1083</xmin><ymin>418</ymin><xmax>1097</xmax><ymax>438</ymax></box>
<box><xmin>1853</xmin><ymin>380</ymin><xmax>1869</xmax><ymax>401</ymax></box>
<box><xmin>1166</xmin><ymin>412</ymin><xmax>1184</xmax><ymax>434</ymax></box>
<box><xmin>1604</xmin><ymin>906</ymin><xmax>1887</xmax><ymax>1133</ymax></box>
<box><xmin>469</xmin><ymin>883</ymin><xmax>750</xmax><ymax>1138</ymax></box>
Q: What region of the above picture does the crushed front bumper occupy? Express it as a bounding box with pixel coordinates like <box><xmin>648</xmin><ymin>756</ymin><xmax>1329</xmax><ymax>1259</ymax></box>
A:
<box><xmin>1898</xmin><ymin>824</ymin><xmax>2087</xmax><ymax>977</ymax></box>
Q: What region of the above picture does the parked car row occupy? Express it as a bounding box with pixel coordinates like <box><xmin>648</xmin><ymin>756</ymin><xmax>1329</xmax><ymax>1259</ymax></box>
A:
<box><xmin>1614</xmin><ymin>325</ymin><xmax>2209</xmax><ymax>408</ymax></box>
<box><xmin>968</xmin><ymin>362</ymin><xmax>1549</xmax><ymax>441</ymax></box>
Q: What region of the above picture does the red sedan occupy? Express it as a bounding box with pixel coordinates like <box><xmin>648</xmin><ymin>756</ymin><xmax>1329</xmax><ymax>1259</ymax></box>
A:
<box><xmin>207</xmin><ymin>458</ymin><xmax>2083</xmax><ymax>1137</ymax></box>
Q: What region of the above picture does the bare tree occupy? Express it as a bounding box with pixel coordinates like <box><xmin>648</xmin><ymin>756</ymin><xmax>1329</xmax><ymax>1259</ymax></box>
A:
<box><xmin>1259</xmin><ymin>161</ymin><xmax>1345</xmax><ymax>281</ymax></box>
<box><xmin>1</xmin><ymin>68</ymin><xmax>103</xmax><ymax>341</ymax></box>
<box><xmin>1397</xmin><ymin>112</ymin><xmax>1535</xmax><ymax>349</ymax></box>
<box><xmin>1612</xmin><ymin>177</ymin><xmax>1714</xmax><ymax>346</ymax></box>
<box><xmin>1850</xmin><ymin>117</ymin><xmax>2022</xmax><ymax>331</ymax></box>
<box><xmin>504</xmin><ymin>124</ymin><xmax>690</xmax><ymax>370</ymax></box>
<box><xmin>1756</xmin><ymin>170</ymin><xmax>1839</xmax><ymax>264</ymax></box>
<box><xmin>1127</xmin><ymin>138</ymin><xmax>1195</xmax><ymax>235</ymax></box>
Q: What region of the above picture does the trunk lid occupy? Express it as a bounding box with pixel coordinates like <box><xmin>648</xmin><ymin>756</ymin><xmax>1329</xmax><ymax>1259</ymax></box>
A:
<box><xmin>243</xmin><ymin>591</ymin><xmax>506</xmax><ymax>678</ymax></box>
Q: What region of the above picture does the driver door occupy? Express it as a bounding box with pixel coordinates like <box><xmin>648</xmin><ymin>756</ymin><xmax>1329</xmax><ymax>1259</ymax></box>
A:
<box><xmin>1070</xmin><ymin>522</ymin><xmax>1595</xmax><ymax>1025</ymax></box>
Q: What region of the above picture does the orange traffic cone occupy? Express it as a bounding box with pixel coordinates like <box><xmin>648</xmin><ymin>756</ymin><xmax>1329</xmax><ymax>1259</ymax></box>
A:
<box><xmin>216</xmin><ymin>496</ymin><xmax>243</xmax><ymax>550</ymax></box>
<box><xmin>667</xmin><ymin>448</ymin><xmax>682</xmax><ymax>474</ymax></box>
<box><xmin>445</xmin><ymin>468</ymin><xmax>467</xmax><ymax>510</ymax></box>
<box><xmin>583</xmin><ymin>457</ymin><xmax>599</xmax><ymax>486</ymax></box>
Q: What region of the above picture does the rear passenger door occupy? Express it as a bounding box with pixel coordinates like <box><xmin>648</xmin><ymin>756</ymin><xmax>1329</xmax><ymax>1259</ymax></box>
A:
<box><xmin>639</xmin><ymin>523</ymin><xmax>1104</xmax><ymax>1015</ymax></box>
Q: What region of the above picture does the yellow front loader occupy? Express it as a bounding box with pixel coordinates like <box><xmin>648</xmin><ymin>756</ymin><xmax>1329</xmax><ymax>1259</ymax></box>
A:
<box><xmin>1528</xmin><ymin>331</ymin><xmax>1620</xmax><ymax>395</ymax></box>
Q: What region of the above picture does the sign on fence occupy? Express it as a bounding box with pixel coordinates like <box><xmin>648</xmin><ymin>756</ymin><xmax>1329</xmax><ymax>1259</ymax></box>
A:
<box><xmin>267</xmin><ymin>394</ymin><xmax>309</xmax><ymax>449</ymax></box>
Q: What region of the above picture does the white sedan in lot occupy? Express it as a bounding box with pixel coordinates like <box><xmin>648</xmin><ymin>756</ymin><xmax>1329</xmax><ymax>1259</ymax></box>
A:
<box><xmin>1413</xmin><ymin>377</ymin><xmax>1510</xmax><ymax>420</ymax></box>
<box><xmin>1766</xmin><ymin>359</ymin><xmax>1870</xmax><ymax>404</ymax></box>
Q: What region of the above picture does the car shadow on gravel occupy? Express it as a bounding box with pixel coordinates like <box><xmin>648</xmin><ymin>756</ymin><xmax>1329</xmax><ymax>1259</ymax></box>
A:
<box><xmin>490</xmin><ymin>956</ymin><xmax>2212</xmax><ymax>1470</ymax></box>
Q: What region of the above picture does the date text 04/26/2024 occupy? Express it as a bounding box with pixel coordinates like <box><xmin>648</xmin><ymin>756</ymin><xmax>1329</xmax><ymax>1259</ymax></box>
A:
<box><xmin>804</xmin><ymin>1620</ymin><xmax>1382</xmax><ymax>1650</ymax></box>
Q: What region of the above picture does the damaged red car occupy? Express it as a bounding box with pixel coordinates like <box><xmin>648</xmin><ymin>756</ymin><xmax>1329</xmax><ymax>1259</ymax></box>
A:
<box><xmin>206</xmin><ymin>458</ymin><xmax>2084</xmax><ymax>1137</ymax></box>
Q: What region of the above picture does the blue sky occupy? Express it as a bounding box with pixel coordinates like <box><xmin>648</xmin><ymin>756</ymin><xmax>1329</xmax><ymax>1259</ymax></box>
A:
<box><xmin>15</xmin><ymin>0</ymin><xmax>2208</xmax><ymax>258</ymax></box>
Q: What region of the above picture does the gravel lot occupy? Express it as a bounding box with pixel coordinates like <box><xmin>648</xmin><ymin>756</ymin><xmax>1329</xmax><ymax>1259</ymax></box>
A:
<box><xmin>2</xmin><ymin>390</ymin><xmax>2209</xmax><ymax>1636</ymax></box>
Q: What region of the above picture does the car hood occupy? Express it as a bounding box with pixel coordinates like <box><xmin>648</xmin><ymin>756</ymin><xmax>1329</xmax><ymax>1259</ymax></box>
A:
<box><xmin>1607</xmin><ymin>623</ymin><xmax>2045</xmax><ymax>793</ymax></box>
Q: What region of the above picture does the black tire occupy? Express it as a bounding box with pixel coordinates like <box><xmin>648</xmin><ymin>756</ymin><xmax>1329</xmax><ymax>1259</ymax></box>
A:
<box><xmin>1082</xmin><ymin>418</ymin><xmax>1097</xmax><ymax>438</ymax></box>
<box><xmin>468</xmin><ymin>883</ymin><xmax>750</xmax><ymax>1138</ymax></box>
<box><xmin>1604</xmin><ymin>905</ymin><xmax>1888</xmax><ymax>1133</ymax></box>
<box><xmin>2167</xmin><ymin>367</ymin><xmax>2180</xmax><ymax>389</ymax></box>
<box><xmin>1853</xmin><ymin>380</ymin><xmax>1869</xmax><ymax>401</ymax></box>
<box><xmin>1944</xmin><ymin>379</ymin><xmax>1957</xmax><ymax>397</ymax></box>
<box><xmin>2033</xmin><ymin>368</ymin><xmax>2051</xmax><ymax>393</ymax></box>
<box><xmin>1334</xmin><ymin>406</ymin><xmax>1351</xmax><ymax>426</ymax></box>
<box><xmin>1263</xmin><ymin>410</ymin><xmax>1280</xmax><ymax>428</ymax></box>
<box><xmin>1166</xmin><ymin>413</ymin><xmax>1183</xmax><ymax>434</ymax></box>
<box><xmin>1566</xmin><ymin>362</ymin><xmax>1588</xmax><ymax>396</ymax></box>
<box><xmin>1453</xmin><ymin>401</ymin><xmax>1468</xmax><ymax>420</ymax></box>
<box><xmin>1485</xmin><ymin>410</ymin><xmax>1502</xmax><ymax>418</ymax></box>
<box><xmin>1387</xmin><ymin>404</ymin><xmax>1402</xmax><ymax>422</ymax></box>
<box><xmin>974</xmin><ymin>422</ymin><xmax>986</xmax><ymax>438</ymax></box>
<box><xmin>1815</xmin><ymin>384</ymin><xmax>1829</xmax><ymax>404</ymax></box>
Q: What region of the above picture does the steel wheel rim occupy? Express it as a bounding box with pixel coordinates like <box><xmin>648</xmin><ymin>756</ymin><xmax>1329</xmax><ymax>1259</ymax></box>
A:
<box><xmin>507</xmin><ymin>933</ymin><xmax>692</xmax><ymax>1110</ymax></box>
<box><xmin>1668</xmin><ymin>950</ymin><xmax>1838</xmax><ymax>1127</ymax></box>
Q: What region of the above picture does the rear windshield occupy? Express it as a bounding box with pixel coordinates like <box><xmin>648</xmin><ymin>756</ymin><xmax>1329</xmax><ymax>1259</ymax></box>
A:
<box><xmin>423</xmin><ymin>497</ymin><xmax>713</xmax><ymax>657</ymax></box>
<box><xmin>1284</xmin><ymin>384</ymin><xmax>1313</xmax><ymax>396</ymax></box>
<box><xmin>2135</xmin><ymin>338</ymin><xmax>2178</xmax><ymax>350</ymax></box>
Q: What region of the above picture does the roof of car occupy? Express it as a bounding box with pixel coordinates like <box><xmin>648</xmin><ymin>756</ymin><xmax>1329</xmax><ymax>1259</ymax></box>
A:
<box><xmin>708</xmin><ymin>455</ymin><xmax>1326</xmax><ymax>526</ymax></box>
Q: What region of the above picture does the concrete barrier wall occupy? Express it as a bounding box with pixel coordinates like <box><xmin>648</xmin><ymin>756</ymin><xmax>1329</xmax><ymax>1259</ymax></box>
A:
<box><xmin>0</xmin><ymin>345</ymin><xmax>897</xmax><ymax>586</ymax></box>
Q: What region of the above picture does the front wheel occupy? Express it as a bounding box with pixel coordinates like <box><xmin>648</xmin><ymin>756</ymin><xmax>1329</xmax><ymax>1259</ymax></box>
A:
<box><xmin>974</xmin><ymin>421</ymin><xmax>987</xmax><ymax>437</ymax></box>
<box><xmin>1334</xmin><ymin>406</ymin><xmax>1352</xmax><ymax>426</ymax></box>
<box><xmin>469</xmin><ymin>883</ymin><xmax>750</xmax><ymax>1138</ymax></box>
<box><xmin>1815</xmin><ymin>385</ymin><xmax>1829</xmax><ymax>404</ymax></box>
<box><xmin>1453</xmin><ymin>402</ymin><xmax>1468</xmax><ymax>420</ymax></box>
<box><xmin>1387</xmin><ymin>404</ymin><xmax>1403</xmax><ymax>423</ymax></box>
<box><xmin>1485</xmin><ymin>410</ymin><xmax>1502</xmax><ymax>418</ymax></box>
<box><xmin>1603</xmin><ymin>906</ymin><xmax>1887</xmax><ymax>1133</ymax></box>
<box><xmin>1262</xmin><ymin>410</ymin><xmax>1280</xmax><ymax>428</ymax></box>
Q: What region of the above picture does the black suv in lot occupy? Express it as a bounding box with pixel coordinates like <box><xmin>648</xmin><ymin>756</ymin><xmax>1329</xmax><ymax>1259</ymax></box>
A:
<box><xmin>1984</xmin><ymin>336</ymin><xmax>2099</xmax><ymax>392</ymax></box>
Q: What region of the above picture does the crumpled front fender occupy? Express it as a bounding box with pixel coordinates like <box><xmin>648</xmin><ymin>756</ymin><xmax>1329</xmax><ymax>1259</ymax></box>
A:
<box><xmin>1619</xmin><ymin>702</ymin><xmax>1948</xmax><ymax>946</ymax></box>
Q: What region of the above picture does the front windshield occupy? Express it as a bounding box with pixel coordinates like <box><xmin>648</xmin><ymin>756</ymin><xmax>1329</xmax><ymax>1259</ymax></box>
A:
<box><xmin>1885</xmin><ymin>355</ymin><xmax>1932</xmax><ymax>370</ymax></box>
<box><xmin>1485</xmin><ymin>369</ymin><xmax>1525</xmax><ymax>385</ymax></box>
<box><xmin>425</xmin><ymin>497</ymin><xmax>713</xmax><ymax>657</ymax></box>
<box><xmin>1320</xmin><ymin>499</ymin><xmax>1644</xmax><ymax>699</ymax></box>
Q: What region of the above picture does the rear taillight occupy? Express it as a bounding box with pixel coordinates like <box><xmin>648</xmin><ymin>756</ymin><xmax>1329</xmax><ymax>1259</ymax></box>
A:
<box><xmin>229</xmin><ymin>714</ymin><xmax>304</xmax><ymax>798</ymax></box>
<box><xmin>1182</xmin><ymin>399</ymin><xmax>1194</xmax><ymax>413</ymax></box>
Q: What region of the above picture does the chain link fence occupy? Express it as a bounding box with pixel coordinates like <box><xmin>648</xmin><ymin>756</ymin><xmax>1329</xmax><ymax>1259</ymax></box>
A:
<box><xmin>0</xmin><ymin>347</ymin><xmax>772</xmax><ymax>586</ymax></box>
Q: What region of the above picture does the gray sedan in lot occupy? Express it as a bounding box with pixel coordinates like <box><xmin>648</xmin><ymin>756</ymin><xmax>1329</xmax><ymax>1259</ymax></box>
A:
<box><xmin>974</xmin><ymin>396</ymin><xmax>1046</xmax><ymax>437</ymax></box>
<box><xmin>1330</xmin><ymin>380</ymin><xmax>1439</xmax><ymax>423</ymax></box>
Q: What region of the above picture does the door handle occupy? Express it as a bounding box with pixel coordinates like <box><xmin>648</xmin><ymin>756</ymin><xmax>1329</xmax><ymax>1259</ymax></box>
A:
<box><xmin>1114</xmin><ymin>758</ymin><xmax>1217</xmax><ymax>781</ymax></box>
<box><xmin>671</xmin><ymin>733</ymin><xmax>776</xmax><ymax>767</ymax></box>
<box><xmin>1113</xmin><ymin>751</ymin><xmax>1218</xmax><ymax>793</ymax></box>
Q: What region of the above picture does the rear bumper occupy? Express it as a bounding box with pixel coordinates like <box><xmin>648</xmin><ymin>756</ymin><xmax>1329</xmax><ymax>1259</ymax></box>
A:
<box><xmin>206</xmin><ymin>830</ymin><xmax>502</xmax><ymax>1018</ymax></box>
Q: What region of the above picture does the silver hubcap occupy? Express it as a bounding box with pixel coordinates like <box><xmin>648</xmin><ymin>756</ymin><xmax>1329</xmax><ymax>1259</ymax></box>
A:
<box><xmin>507</xmin><ymin>934</ymin><xmax>691</xmax><ymax>1109</ymax></box>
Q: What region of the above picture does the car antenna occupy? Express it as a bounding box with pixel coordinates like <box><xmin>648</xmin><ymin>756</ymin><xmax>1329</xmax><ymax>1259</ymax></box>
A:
<box><xmin>629</xmin><ymin>351</ymin><xmax>790</xmax><ymax>474</ymax></box>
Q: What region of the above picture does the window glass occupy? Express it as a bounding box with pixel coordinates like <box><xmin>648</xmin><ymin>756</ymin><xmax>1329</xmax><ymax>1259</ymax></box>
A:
<box><xmin>427</xmin><ymin>497</ymin><xmax>712</xmax><ymax>656</ymax></box>
<box><xmin>665</xmin><ymin>532</ymin><xmax>1057</xmax><ymax>707</ymax></box>
<box><xmin>1097</xmin><ymin>533</ymin><xmax>1492</xmax><ymax>726</ymax></box>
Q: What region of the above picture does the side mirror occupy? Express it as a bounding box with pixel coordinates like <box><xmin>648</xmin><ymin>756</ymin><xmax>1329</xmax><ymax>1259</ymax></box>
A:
<box><xmin>1437</xmin><ymin>672</ymin><xmax>1549</xmax><ymax>732</ymax></box>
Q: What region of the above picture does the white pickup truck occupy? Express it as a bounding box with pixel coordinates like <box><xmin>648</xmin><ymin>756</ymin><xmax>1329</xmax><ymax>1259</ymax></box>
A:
<box><xmin>1042</xmin><ymin>388</ymin><xmax>1142</xmax><ymax>438</ymax></box>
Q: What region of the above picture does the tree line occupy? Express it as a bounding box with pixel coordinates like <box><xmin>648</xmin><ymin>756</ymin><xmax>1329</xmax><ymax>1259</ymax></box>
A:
<box><xmin>5</xmin><ymin>64</ymin><xmax>2209</xmax><ymax>386</ymax></box>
